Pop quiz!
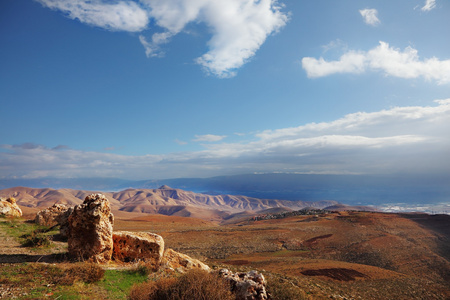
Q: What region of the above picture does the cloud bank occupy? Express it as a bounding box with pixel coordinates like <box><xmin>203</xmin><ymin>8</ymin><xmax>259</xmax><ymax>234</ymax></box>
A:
<box><xmin>359</xmin><ymin>8</ymin><xmax>380</xmax><ymax>26</ymax></box>
<box><xmin>302</xmin><ymin>41</ymin><xmax>450</xmax><ymax>84</ymax></box>
<box><xmin>2</xmin><ymin>99</ymin><xmax>449</xmax><ymax>180</ymax></box>
<box><xmin>36</xmin><ymin>0</ymin><xmax>288</xmax><ymax>77</ymax></box>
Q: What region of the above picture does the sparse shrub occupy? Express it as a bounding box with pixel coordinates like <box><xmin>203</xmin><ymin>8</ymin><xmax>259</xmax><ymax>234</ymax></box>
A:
<box><xmin>22</xmin><ymin>231</ymin><xmax>52</xmax><ymax>247</ymax></box>
<box><xmin>266</xmin><ymin>276</ymin><xmax>307</xmax><ymax>300</ymax></box>
<box><xmin>68</xmin><ymin>263</ymin><xmax>106</xmax><ymax>283</ymax></box>
<box><xmin>129</xmin><ymin>269</ymin><xmax>233</xmax><ymax>300</ymax></box>
<box><xmin>130</xmin><ymin>262</ymin><xmax>153</xmax><ymax>277</ymax></box>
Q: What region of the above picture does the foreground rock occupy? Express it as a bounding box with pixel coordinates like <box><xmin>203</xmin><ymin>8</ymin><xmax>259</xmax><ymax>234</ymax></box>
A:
<box><xmin>0</xmin><ymin>197</ymin><xmax>22</xmax><ymax>218</ymax></box>
<box><xmin>112</xmin><ymin>231</ymin><xmax>164</xmax><ymax>269</ymax></box>
<box><xmin>219</xmin><ymin>269</ymin><xmax>268</xmax><ymax>300</ymax></box>
<box><xmin>35</xmin><ymin>204</ymin><xmax>70</xmax><ymax>227</ymax></box>
<box><xmin>68</xmin><ymin>194</ymin><xmax>114</xmax><ymax>263</ymax></box>
<box><xmin>161</xmin><ymin>248</ymin><xmax>211</xmax><ymax>273</ymax></box>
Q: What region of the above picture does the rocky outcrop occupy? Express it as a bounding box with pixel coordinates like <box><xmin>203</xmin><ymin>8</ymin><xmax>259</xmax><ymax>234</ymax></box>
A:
<box><xmin>0</xmin><ymin>197</ymin><xmax>22</xmax><ymax>218</ymax></box>
<box><xmin>35</xmin><ymin>204</ymin><xmax>70</xmax><ymax>227</ymax></box>
<box><xmin>161</xmin><ymin>248</ymin><xmax>210</xmax><ymax>273</ymax></box>
<box><xmin>68</xmin><ymin>194</ymin><xmax>114</xmax><ymax>263</ymax></box>
<box><xmin>112</xmin><ymin>231</ymin><xmax>164</xmax><ymax>269</ymax></box>
<box><xmin>56</xmin><ymin>206</ymin><xmax>73</xmax><ymax>238</ymax></box>
<box><xmin>218</xmin><ymin>269</ymin><xmax>268</xmax><ymax>300</ymax></box>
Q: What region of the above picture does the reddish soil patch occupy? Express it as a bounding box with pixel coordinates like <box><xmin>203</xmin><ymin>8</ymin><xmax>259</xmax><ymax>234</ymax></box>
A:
<box><xmin>301</xmin><ymin>268</ymin><xmax>368</xmax><ymax>281</ymax></box>
<box><xmin>222</xmin><ymin>260</ymin><xmax>250</xmax><ymax>266</ymax></box>
<box><xmin>304</xmin><ymin>234</ymin><xmax>333</xmax><ymax>246</ymax></box>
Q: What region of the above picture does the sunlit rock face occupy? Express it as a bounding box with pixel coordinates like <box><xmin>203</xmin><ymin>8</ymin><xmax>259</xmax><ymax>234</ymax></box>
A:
<box><xmin>219</xmin><ymin>269</ymin><xmax>268</xmax><ymax>300</ymax></box>
<box><xmin>68</xmin><ymin>194</ymin><xmax>114</xmax><ymax>263</ymax></box>
<box><xmin>0</xmin><ymin>197</ymin><xmax>22</xmax><ymax>218</ymax></box>
<box><xmin>112</xmin><ymin>231</ymin><xmax>164</xmax><ymax>269</ymax></box>
<box><xmin>161</xmin><ymin>248</ymin><xmax>211</xmax><ymax>273</ymax></box>
<box><xmin>35</xmin><ymin>203</ymin><xmax>70</xmax><ymax>227</ymax></box>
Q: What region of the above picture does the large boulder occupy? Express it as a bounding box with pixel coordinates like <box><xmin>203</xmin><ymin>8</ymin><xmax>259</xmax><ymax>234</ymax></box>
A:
<box><xmin>0</xmin><ymin>197</ymin><xmax>22</xmax><ymax>218</ymax></box>
<box><xmin>35</xmin><ymin>204</ymin><xmax>70</xmax><ymax>227</ymax></box>
<box><xmin>161</xmin><ymin>248</ymin><xmax>210</xmax><ymax>273</ymax></box>
<box><xmin>218</xmin><ymin>269</ymin><xmax>268</xmax><ymax>300</ymax></box>
<box><xmin>112</xmin><ymin>231</ymin><xmax>164</xmax><ymax>269</ymax></box>
<box><xmin>68</xmin><ymin>194</ymin><xmax>114</xmax><ymax>263</ymax></box>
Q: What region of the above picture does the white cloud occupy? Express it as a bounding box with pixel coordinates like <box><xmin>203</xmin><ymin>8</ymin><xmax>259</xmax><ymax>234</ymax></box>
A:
<box><xmin>359</xmin><ymin>8</ymin><xmax>380</xmax><ymax>26</ymax></box>
<box><xmin>193</xmin><ymin>134</ymin><xmax>227</xmax><ymax>142</ymax></box>
<box><xmin>141</xmin><ymin>0</ymin><xmax>289</xmax><ymax>77</ymax></box>
<box><xmin>302</xmin><ymin>41</ymin><xmax>450</xmax><ymax>84</ymax></box>
<box><xmin>37</xmin><ymin>0</ymin><xmax>288</xmax><ymax>77</ymax></box>
<box><xmin>35</xmin><ymin>0</ymin><xmax>149</xmax><ymax>32</ymax></box>
<box><xmin>422</xmin><ymin>0</ymin><xmax>436</xmax><ymax>11</ymax></box>
<box><xmin>139</xmin><ymin>33</ymin><xmax>173</xmax><ymax>58</ymax></box>
<box><xmin>1</xmin><ymin>100</ymin><xmax>450</xmax><ymax>179</ymax></box>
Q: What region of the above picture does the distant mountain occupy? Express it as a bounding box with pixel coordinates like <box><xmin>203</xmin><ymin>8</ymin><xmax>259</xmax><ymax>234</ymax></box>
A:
<box><xmin>1</xmin><ymin>173</ymin><xmax>449</xmax><ymax>206</ymax></box>
<box><xmin>0</xmin><ymin>186</ymin><xmax>338</xmax><ymax>222</ymax></box>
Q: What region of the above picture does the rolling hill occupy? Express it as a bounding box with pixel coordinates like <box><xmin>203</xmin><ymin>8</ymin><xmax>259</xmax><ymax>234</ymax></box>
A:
<box><xmin>0</xmin><ymin>185</ymin><xmax>338</xmax><ymax>221</ymax></box>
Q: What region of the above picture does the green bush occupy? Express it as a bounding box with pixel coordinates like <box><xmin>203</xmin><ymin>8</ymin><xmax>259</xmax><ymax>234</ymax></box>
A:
<box><xmin>129</xmin><ymin>269</ymin><xmax>234</xmax><ymax>300</ymax></box>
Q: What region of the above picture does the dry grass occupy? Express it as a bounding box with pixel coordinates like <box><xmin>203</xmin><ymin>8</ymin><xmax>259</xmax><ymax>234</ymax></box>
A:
<box><xmin>129</xmin><ymin>269</ymin><xmax>234</xmax><ymax>300</ymax></box>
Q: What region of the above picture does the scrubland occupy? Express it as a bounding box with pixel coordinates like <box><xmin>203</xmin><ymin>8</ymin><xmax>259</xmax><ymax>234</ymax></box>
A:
<box><xmin>1</xmin><ymin>210</ymin><xmax>450</xmax><ymax>299</ymax></box>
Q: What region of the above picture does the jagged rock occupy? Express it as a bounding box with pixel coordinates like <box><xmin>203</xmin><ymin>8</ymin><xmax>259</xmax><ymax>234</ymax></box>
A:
<box><xmin>0</xmin><ymin>197</ymin><xmax>22</xmax><ymax>218</ymax></box>
<box><xmin>161</xmin><ymin>248</ymin><xmax>210</xmax><ymax>272</ymax></box>
<box><xmin>112</xmin><ymin>231</ymin><xmax>164</xmax><ymax>268</ymax></box>
<box><xmin>218</xmin><ymin>269</ymin><xmax>268</xmax><ymax>300</ymax></box>
<box><xmin>68</xmin><ymin>194</ymin><xmax>114</xmax><ymax>263</ymax></box>
<box><xmin>56</xmin><ymin>207</ymin><xmax>73</xmax><ymax>238</ymax></box>
<box><xmin>35</xmin><ymin>204</ymin><xmax>70</xmax><ymax>227</ymax></box>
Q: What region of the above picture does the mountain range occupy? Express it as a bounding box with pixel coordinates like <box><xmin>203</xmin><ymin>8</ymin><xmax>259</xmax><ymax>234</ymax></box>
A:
<box><xmin>0</xmin><ymin>185</ymin><xmax>339</xmax><ymax>222</ymax></box>
<box><xmin>1</xmin><ymin>173</ymin><xmax>449</xmax><ymax>206</ymax></box>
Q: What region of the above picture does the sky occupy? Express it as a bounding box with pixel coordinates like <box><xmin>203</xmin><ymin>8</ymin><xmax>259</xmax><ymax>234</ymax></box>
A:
<box><xmin>0</xmin><ymin>0</ymin><xmax>449</xmax><ymax>180</ymax></box>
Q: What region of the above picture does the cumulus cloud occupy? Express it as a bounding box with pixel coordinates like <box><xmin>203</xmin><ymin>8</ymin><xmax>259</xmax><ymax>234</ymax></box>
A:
<box><xmin>35</xmin><ymin>0</ymin><xmax>149</xmax><ymax>31</ymax></box>
<box><xmin>140</xmin><ymin>0</ymin><xmax>289</xmax><ymax>77</ymax></box>
<box><xmin>302</xmin><ymin>41</ymin><xmax>450</xmax><ymax>84</ymax></box>
<box><xmin>193</xmin><ymin>134</ymin><xmax>227</xmax><ymax>142</ymax></box>
<box><xmin>359</xmin><ymin>8</ymin><xmax>380</xmax><ymax>26</ymax></box>
<box><xmin>2</xmin><ymin>100</ymin><xmax>450</xmax><ymax>179</ymax></box>
<box><xmin>37</xmin><ymin>0</ymin><xmax>288</xmax><ymax>77</ymax></box>
<box><xmin>421</xmin><ymin>0</ymin><xmax>436</xmax><ymax>11</ymax></box>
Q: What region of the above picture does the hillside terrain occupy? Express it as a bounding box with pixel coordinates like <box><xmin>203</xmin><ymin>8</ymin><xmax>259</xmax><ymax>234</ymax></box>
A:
<box><xmin>0</xmin><ymin>186</ymin><xmax>338</xmax><ymax>222</ymax></box>
<box><xmin>1</xmin><ymin>186</ymin><xmax>449</xmax><ymax>298</ymax></box>
<box><xmin>115</xmin><ymin>211</ymin><xmax>450</xmax><ymax>299</ymax></box>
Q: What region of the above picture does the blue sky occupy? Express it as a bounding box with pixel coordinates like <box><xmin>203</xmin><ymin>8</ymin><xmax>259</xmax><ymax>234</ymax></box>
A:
<box><xmin>0</xmin><ymin>0</ymin><xmax>449</xmax><ymax>180</ymax></box>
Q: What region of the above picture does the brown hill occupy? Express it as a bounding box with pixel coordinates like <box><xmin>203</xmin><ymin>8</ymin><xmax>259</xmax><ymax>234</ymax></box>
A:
<box><xmin>0</xmin><ymin>186</ymin><xmax>338</xmax><ymax>221</ymax></box>
<box><xmin>150</xmin><ymin>210</ymin><xmax>450</xmax><ymax>299</ymax></box>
